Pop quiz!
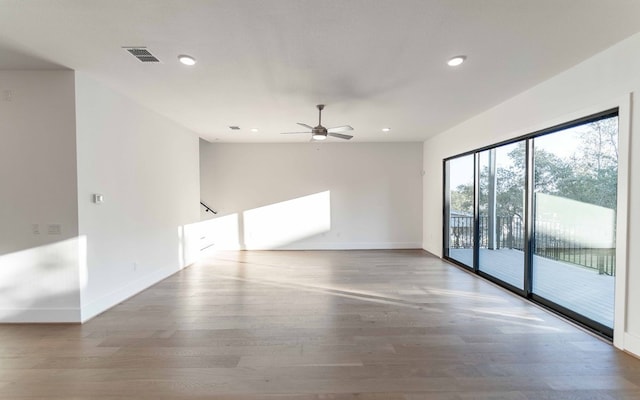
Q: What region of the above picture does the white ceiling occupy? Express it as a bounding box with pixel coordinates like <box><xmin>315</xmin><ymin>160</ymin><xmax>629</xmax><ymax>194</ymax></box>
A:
<box><xmin>1</xmin><ymin>0</ymin><xmax>640</xmax><ymax>143</ymax></box>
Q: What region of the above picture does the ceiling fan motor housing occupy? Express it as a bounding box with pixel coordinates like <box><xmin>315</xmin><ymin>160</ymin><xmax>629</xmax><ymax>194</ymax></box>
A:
<box><xmin>313</xmin><ymin>126</ymin><xmax>328</xmax><ymax>138</ymax></box>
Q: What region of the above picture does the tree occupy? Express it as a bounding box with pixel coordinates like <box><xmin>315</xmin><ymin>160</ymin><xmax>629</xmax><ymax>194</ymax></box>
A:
<box><xmin>481</xmin><ymin>117</ymin><xmax>618</xmax><ymax>212</ymax></box>
<box><xmin>561</xmin><ymin>118</ymin><xmax>618</xmax><ymax>209</ymax></box>
<box><xmin>450</xmin><ymin>183</ymin><xmax>473</xmax><ymax>214</ymax></box>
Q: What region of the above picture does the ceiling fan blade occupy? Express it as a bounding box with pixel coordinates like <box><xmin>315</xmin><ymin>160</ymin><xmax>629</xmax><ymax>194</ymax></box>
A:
<box><xmin>281</xmin><ymin>131</ymin><xmax>311</xmax><ymax>135</ymax></box>
<box><xmin>329</xmin><ymin>132</ymin><xmax>353</xmax><ymax>140</ymax></box>
<box><xmin>327</xmin><ymin>125</ymin><xmax>353</xmax><ymax>133</ymax></box>
<box><xmin>297</xmin><ymin>123</ymin><xmax>314</xmax><ymax>130</ymax></box>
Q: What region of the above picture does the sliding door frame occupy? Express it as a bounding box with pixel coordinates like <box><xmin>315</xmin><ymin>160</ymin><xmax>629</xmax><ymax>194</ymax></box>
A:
<box><xmin>443</xmin><ymin>108</ymin><xmax>619</xmax><ymax>339</ymax></box>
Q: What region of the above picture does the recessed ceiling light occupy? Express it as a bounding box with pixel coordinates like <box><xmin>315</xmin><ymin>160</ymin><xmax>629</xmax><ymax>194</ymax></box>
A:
<box><xmin>382</xmin><ymin>127</ymin><xmax>391</xmax><ymax>132</ymax></box>
<box><xmin>178</xmin><ymin>55</ymin><xmax>197</xmax><ymax>66</ymax></box>
<box><xmin>250</xmin><ymin>128</ymin><xmax>259</xmax><ymax>133</ymax></box>
<box><xmin>447</xmin><ymin>55</ymin><xmax>466</xmax><ymax>67</ymax></box>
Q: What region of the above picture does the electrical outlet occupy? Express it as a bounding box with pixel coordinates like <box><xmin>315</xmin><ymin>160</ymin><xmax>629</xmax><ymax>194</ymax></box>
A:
<box><xmin>47</xmin><ymin>224</ymin><xmax>61</xmax><ymax>235</ymax></box>
<box><xmin>133</xmin><ymin>262</ymin><xmax>138</xmax><ymax>271</ymax></box>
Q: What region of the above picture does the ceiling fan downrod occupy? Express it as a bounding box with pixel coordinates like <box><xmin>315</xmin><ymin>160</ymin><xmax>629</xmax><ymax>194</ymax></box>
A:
<box><xmin>317</xmin><ymin>104</ymin><xmax>324</xmax><ymax>127</ymax></box>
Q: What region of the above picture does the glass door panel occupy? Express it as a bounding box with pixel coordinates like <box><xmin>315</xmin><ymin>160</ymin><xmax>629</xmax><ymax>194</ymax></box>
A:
<box><xmin>444</xmin><ymin>155</ymin><xmax>475</xmax><ymax>267</ymax></box>
<box><xmin>478</xmin><ymin>141</ymin><xmax>526</xmax><ymax>289</ymax></box>
<box><xmin>532</xmin><ymin>116</ymin><xmax>618</xmax><ymax>329</ymax></box>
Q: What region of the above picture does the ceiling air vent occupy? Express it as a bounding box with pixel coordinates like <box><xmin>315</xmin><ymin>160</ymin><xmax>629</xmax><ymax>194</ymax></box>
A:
<box><xmin>123</xmin><ymin>47</ymin><xmax>160</xmax><ymax>63</ymax></box>
<box><xmin>229</xmin><ymin>126</ymin><xmax>240</xmax><ymax>130</ymax></box>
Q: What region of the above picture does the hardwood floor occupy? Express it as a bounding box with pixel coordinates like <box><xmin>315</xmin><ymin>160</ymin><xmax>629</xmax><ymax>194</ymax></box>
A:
<box><xmin>2</xmin><ymin>249</ymin><xmax>639</xmax><ymax>399</ymax></box>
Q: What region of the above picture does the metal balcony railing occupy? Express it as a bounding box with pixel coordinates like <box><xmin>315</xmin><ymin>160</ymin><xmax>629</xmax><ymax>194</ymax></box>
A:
<box><xmin>448</xmin><ymin>215</ymin><xmax>615</xmax><ymax>276</ymax></box>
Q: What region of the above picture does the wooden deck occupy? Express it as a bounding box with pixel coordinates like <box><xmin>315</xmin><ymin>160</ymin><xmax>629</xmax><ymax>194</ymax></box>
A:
<box><xmin>449</xmin><ymin>248</ymin><xmax>614</xmax><ymax>328</ymax></box>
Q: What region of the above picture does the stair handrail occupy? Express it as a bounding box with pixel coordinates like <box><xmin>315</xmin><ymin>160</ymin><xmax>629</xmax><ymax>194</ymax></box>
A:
<box><xmin>200</xmin><ymin>201</ymin><xmax>217</xmax><ymax>214</ymax></box>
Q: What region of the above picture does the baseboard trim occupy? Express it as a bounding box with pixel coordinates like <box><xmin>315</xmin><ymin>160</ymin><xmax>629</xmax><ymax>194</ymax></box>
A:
<box><xmin>80</xmin><ymin>264</ymin><xmax>182</xmax><ymax>323</ymax></box>
<box><xmin>624</xmin><ymin>332</ymin><xmax>640</xmax><ymax>358</ymax></box>
<box><xmin>0</xmin><ymin>308</ymin><xmax>81</xmax><ymax>323</ymax></box>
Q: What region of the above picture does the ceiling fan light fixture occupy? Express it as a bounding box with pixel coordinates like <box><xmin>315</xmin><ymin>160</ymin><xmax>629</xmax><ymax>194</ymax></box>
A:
<box><xmin>447</xmin><ymin>55</ymin><xmax>466</xmax><ymax>67</ymax></box>
<box><xmin>178</xmin><ymin>55</ymin><xmax>197</xmax><ymax>66</ymax></box>
<box><xmin>312</xmin><ymin>133</ymin><xmax>327</xmax><ymax>141</ymax></box>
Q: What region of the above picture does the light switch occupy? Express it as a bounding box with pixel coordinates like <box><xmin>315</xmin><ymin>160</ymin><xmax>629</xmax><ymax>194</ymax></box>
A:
<box><xmin>93</xmin><ymin>194</ymin><xmax>104</xmax><ymax>204</ymax></box>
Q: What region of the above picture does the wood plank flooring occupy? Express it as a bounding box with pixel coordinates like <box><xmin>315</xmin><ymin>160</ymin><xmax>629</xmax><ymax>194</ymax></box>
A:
<box><xmin>1</xmin><ymin>249</ymin><xmax>639</xmax><ymax>399</ymax></box>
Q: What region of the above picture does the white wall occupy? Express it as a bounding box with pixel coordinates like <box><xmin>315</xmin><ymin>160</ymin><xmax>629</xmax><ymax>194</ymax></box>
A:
<box><xmin>0</xmin><ymin>71</ymin><xmax>81</xmax><ymax>322</ymax></box>
<box><xmin>422</xmin><ymin>32</ymin><xmax>640</xmax><ymax>356</ymax></box>
<box><xmin>75</xmin><ymin>73</ymin><xmax>200</xmax><ymax>321</ymax></box>
<box><xmin>200</xmin><ymin>142</ymin><xmax>422</xmax><ymax>250</ymax></box>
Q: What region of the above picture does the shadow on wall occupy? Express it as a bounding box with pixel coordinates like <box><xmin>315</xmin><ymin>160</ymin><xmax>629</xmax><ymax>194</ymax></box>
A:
<box><xmin>0</xmin><ymin>236</ymin><xmax>85</xmax><ymax>322</ymax></box>
<box><xmin>186</xmin><ymin>191</ymin><xmax>331</xmax><ymax>251</ymax></box>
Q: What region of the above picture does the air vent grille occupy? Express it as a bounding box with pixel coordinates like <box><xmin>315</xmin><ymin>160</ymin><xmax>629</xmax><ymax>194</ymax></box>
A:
<box><xmin>123</xmin><ymin>47</ymin><xmax>160</xmax><ymax>63</ymax></box>
<box><xmin>229</xmin><ymin>126</ymin><xmax>240</xmax><ymax>130</ymax></box>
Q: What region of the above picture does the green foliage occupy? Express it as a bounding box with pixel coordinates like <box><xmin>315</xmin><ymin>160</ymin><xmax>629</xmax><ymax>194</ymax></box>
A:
<box><xmin>449</xmin><ymin>116</ymin><xmax>618</xmax><ymax>214</ymax></box>
<box><xmin>450</xmin><ymin>183</ymin><xmax>474</xmax><ymax>214</ymax></box>
<box><xmin>537</xmin><ymin>117</ymin><xmax>618</xmax><ymax>210</ymax></box>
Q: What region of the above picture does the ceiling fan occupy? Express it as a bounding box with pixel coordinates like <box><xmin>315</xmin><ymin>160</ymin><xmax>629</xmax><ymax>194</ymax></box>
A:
<box><xmin>281</xmin><ymin>104</ymin><xmax>353</xmax><ymax>141</ymax></box>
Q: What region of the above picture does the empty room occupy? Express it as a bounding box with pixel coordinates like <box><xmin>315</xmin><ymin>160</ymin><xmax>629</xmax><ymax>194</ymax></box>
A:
<box><xmin>2</xmin><ymin>1</ymin><xmax>640</xmax><ymax>398</ymax></box>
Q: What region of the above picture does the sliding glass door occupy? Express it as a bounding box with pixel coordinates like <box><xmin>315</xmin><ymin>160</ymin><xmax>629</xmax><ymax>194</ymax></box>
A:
<box><xmin>532</xmin><ymin>116</ymin><xmax>618</xmax><ymax>329</ymax></box>
<box><xmin>478</xmin><ymin>141</ymin><xmax>526</xmax><ymax>290</ymax></box>
<box><xmin>443</xmin><ymin>111</ymin><xmax>618</xmax><ymax>336</ymax></box>
<box><xmin>444</xmin><ymin>154</ymin><xmax>475</xmax><ymax>268</ymax></box>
